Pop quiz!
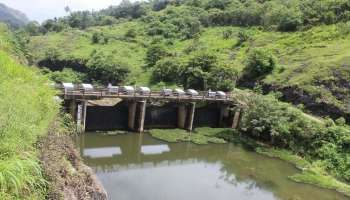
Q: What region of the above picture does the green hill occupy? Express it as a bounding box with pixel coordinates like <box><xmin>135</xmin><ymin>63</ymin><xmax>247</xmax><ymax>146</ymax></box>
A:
<box><xmin>27</xmin><ymin>0</ymin><xmax>350</xmax><ymax>122</ymax></box>
<box><xmin>0</xmin><ymin>3</ymin><xmax>28</xmax><ymax>28</ymax></box>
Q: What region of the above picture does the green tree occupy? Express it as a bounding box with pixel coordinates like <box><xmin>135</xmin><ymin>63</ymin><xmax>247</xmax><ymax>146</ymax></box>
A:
<box><xmin>184</xmin><ymin>51</ymin><xmax>217</xmax><ymax>90</ymax></box>
<box><xmin>87</xmin><ymin>50</ymin><xmax>130</xmax><ymax>84</ymax></box>
<box><xmin>243</xmin><ymin>48</ymin><xmax>277</xmax><ymax>79</ymax></box>
<box><xmin>152</xmin><ymin>57</ymin><xmax>184</xmax><ymax>83</ymax></box>
<box><xmin>145</xmin><ymin>43</ymin><xmax>169</xmax><ymax>67</ymax></box>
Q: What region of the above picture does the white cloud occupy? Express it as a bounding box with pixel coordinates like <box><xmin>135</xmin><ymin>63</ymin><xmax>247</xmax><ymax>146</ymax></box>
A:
<box><xmin>0</xmin><ymin>0</ymin><xmax>126</xmax><ymax>22</ymax></box>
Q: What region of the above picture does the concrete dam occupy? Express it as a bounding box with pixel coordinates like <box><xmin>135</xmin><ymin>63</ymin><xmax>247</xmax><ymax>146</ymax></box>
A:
<box><xmin>59</xmin><ymin>85</ymin><xmax>243</xmax><ymax>132</ymax></box>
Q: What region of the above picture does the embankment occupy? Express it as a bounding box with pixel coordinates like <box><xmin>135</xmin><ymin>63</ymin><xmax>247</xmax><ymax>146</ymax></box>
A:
<box><xmin>39</xmin><ymin>126</ymin><xmax>107</xmax><ymax>200</ymax></box>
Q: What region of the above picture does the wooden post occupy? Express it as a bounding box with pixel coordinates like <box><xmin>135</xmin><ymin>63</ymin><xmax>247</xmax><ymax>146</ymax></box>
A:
<box><xmin>177</xmin><ymin>104</ymin><xmax>187</xmax><ymax>129</ymax></box>
<box><xmin>138</xmin><ymin>100</ymin><xmax>147</xmax><ymax>133</ymax></box>
<box><xmin>232</xmin><ymin>108</ymin><xmax>241</xmax><ymax>129</ymax></box>
<box><xmin>128</xmin><ymin>101</ymin><xmax>137</xmax><ymax>131</ymax></box>
<box><xmin>187</xmin><ymin>102</ymin><xmax>196</xmax><ymax>132</ymax></box>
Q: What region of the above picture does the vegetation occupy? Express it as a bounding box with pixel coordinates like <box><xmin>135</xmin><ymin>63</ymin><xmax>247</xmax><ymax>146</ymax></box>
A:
<box><xmin>257</xmin><ymin>148</ymin><xmax>350</xmax><ymax>197</ymax></box>
<box><xmin>149</xmin><ymin>128</ymin><xmax>226</xmax><ymax>145</ymax></box>
<box><xmin>0</xmin><ymin>0</ymin><xmax>349</xmax><ymax>197</ymax></box>
<box><xmin>24</xmin><ymin>0</ymin><xmax>350</xmax><ymax>121</ymax></box>
<box><xmin>240</xmin><ymin>93</ymin><xmax>350</xmax><ymax>181</ymax></box>
<box><xmin>0</xmin><ymin>24</ymin><xmax>58</xmax><ymax>199</ymax></box>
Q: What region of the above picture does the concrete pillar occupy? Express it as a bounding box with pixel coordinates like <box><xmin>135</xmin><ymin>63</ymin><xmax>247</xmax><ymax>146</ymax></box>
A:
<box><xmin>138</xmin><ymin>100</ymin><xmax>147</xmax><ymax>133</ymax></box>
<box><xmin>177</xmin><ymin>104</ymin><xmax>187</xmax><ymax>129</ymax></box>
<box><xmin>128</xmin><ymin>101</ymin><xmax>137</xmax><ymax>131</ymax></box>
<box><xmin>81</xmin><ymin>101</ymin><xmax>87</xmax><ymax>132</ymax></box>
<box><xmin>232</xmin><ymin>108</ymin><xmax>241</xmax><ymax>129</ymax></box>
<box><xmin>219</xmin><ymin>104</ymin><xmax>228</xmax><ymax>127</ymax></box>
<box><xmin>69</xmin><ymin>100</ymin><xmax>77</xmax><ymax>121</ymax></box>
<box><xmin>187</xmin><ymin>102</ymin><xmax>196</xmax><ymax>132</ymax></box>
<box><xmin>76</xmin><ymin>101</ymin><xmax>87</xmax><ymax>132</ymax></box>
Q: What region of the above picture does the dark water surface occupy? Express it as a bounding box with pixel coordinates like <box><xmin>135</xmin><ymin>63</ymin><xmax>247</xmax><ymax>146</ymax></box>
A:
<box><xmin>77</xmin><ymin>133</ymin><xmax>347</xmax><ymax>200</ymax></box>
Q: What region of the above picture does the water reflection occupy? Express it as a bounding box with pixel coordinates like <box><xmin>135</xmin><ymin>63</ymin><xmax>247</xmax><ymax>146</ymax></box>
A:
<box><xmin>83</xmin><ymin>147</ymin><xmax>122</xmax><ymax>158</ymax></box>
<box><xmin>77</xmin><ymin>133</ymin><xmax>347</xmax><ymax>200</ymax></box>
<box><xmin>141</xmin><ymin>145</ymin><xmax>170</xmax><ymax>155</ymax></box>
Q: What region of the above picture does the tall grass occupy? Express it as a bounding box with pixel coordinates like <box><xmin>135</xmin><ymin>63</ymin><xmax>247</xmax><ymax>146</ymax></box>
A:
<box><xmin>0</xmin><ymin>49</ymin><xmax>58</xmax><ymax>199</ymax></box>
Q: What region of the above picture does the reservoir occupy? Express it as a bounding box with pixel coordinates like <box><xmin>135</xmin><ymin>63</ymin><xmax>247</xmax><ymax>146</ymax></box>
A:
<box><xmin>77</xmin><ymin>132</ymin><xmax>347</xmax><ymax>200</ymax></box>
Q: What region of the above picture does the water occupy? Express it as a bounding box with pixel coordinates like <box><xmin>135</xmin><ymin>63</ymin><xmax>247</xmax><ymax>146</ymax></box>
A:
<box><xmin>77</xmin><ymin>133</ymin><xmax>347</xmax><ymax>200</ymax></box>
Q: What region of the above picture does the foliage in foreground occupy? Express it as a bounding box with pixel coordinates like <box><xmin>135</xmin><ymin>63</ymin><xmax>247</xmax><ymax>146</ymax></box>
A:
<box><xmin>0</xmin><ymin>50</ymin><xmax>58</xmax><ymax>199</ymax></box>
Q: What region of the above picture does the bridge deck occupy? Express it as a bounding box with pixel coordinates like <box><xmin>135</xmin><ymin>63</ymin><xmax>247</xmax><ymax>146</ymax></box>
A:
<box><xmin>58</xmin><ymin>88</ymin><xmax>238</xmax><ymax>104</ymax></box>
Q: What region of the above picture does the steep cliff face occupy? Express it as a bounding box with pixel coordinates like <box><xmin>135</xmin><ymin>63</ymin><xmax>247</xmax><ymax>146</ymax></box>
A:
<box><xmin>0</xmin><ymin>3</ymin><xmax>29</xmax><ymax>28</ymax></box>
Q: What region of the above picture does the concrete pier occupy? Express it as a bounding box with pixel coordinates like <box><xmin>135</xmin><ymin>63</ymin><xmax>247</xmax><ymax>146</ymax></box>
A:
<box><xmin>232</xmin><ymin>108</ymin><xmax>241</xmax><ymax>129</ymax></box>
<box><xmin>187</xmin><ymin>102</ymin><xmax>196</xmax><ymax>132</ymax></box>
<box><xmin>219</xmin><ymin>104</ymin><xmax>228</xmax><ymax>127</ymax></box>
<box><xmin>128</xmin><ymin>101</ymin><xmax>137</xmax><ymax>131</ymax></box>
<box><xmin>177</xmin><ymin>104</ymin><xmax>187</xmax><ymax>129</ymax></box>
<box><xmin>76</xmin><ymin>101</ymin><xmax>87</xmax><ymax>132</ymax></box>
<box><xmin>69</xmin><ymin>100</ymin><xmax>77</xmax><ymax>121</ymax></box>
<box><xmin>138</xmin><ymin>100</ymin><xmax>147</xmax><ymax>133</ymax></box>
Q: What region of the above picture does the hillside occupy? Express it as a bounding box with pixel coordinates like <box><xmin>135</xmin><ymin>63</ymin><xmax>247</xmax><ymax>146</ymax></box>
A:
<box><xmin>0</xmin><ymin>3</ymin><xmax>28</xmax><ymax>28</ymax></box>
<box><xmin>27</xmin><ymin>0</ymin><xmax>350</xmax><ymax>122</ymax></box>
<box><xmin>0</xmin><ymin>23</ymin><xmax>58</xmax><ymax>199</ymax></box>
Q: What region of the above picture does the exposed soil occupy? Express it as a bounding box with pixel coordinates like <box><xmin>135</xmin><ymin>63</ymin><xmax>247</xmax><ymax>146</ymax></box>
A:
<box><xmin>261</xmin><ymin>84</ymin><xmax>350</xmax><ymax>123</ymax></box>
<box><xmin>38</xmin><ymin>127</ymin><xmax>107</xmax><ymax>200</ymax></box>
<box><xmin>238</xmin><ymin>79</ymin><xmax>350</xmax><ymax>123</ymax></box>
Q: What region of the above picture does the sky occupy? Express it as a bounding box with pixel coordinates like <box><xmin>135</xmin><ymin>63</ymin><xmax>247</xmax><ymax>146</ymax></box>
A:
<box><xmin>0</xmin><ymin>0</ymin><xmax>130</xmax><ymax>22</ymax></box>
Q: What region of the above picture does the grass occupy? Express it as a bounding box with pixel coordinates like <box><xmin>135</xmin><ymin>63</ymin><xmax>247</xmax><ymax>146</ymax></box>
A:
<box><xmin>149</xmin><ymin>128</ymin><xmax>227</xmax><ymax>145</ymax></box>
<box><xmin>0</xmin><ymin>26</ymin><xmax>59</xmax><ymax>199</ymax></box>
<box><xmin>255</xmin><ymin>147</ymin><xmax>350</xmax><ymax>197</ymax></box>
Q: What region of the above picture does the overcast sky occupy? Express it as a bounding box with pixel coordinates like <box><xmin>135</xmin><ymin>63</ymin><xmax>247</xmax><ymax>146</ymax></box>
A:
<box><xmin>0</xmin><ymin>0</ymin><xmax>132</xmax><ymax>22</ymax></box>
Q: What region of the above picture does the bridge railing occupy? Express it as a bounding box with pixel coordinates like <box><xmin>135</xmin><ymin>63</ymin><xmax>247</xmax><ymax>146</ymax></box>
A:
<box><xmin>55</xmin><ymin>85</ymin><xmax>235</xmax><ymax>101</ymax></box>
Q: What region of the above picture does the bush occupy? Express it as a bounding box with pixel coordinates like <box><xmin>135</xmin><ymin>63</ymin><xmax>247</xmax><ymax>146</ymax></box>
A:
<box><xmin>125</xmin><ymin>28</ymin><xmax>137</xmax><ymax>38</ymax></box>
<box><xmin>243</xmin><ymin>48</ymin><xmax>277</xmax><ymax>79</ymax></box>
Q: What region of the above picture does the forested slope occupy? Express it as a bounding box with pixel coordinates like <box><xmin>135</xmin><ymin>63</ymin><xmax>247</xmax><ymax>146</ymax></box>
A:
<box><xmin>26</xmin><ymin>0</ymin><xmax>350</xmax><ymax>122</ymax></box>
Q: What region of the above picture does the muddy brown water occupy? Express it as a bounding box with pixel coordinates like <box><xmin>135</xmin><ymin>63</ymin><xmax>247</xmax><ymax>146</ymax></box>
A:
<box><xmin>76</xmin><ymin>132</ymin><xmax>347</xmax><ymax>200</ymax></box>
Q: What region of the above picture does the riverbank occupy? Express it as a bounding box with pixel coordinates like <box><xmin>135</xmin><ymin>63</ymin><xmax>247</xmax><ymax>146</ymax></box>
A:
<box><xmin>39</xmin><ymin>122</ymin><xmax>107</xmax><ymax>200</ymax></box>
<box><xmin>148</xmin><ymin>127</ymin><xmax>350</xmax><ymax>198</ymax></box>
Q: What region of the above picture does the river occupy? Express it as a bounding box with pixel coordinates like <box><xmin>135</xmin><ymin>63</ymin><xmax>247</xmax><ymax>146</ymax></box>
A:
<box><xmin>76</xmin><ymin>132</ymin><xmax>347</xmax><ymax>200</ymax></box>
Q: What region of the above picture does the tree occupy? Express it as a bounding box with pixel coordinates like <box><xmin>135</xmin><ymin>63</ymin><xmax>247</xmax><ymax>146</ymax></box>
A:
<box><xmin>184</xmin><ymin>51</ymin><xmax>217</xmax><ymax>90</ymax></box>
<box><xmin>24</xmin><ymin>21</ymin><xmax>41</xmax><ymax>36</ymax></box>
<box><xmin>208</xmin><ymin>64</ymin><xmax>238</xmax><ymax>91</ymax></box>
<box><xmin>145</xmin><ymin>43</ymin><xmax>169</xmax><ymax>67</ymax></box>
<box><xmin>152</xmin><ymin>57</ymin><xmax>184</xmax><ymax>83</ymax></box>
<box><xmin>87</xmin><ymin>50</ymin><xmax>130</xmax><ymax>84</ymax></box>
<box><xmin>64</xmin><ymin>6</ymin><xmax>71</xmax><ymax>14</ymax></box>
<box><xmin>91</xmin><ymin>32</ymin><xmax>100</xmax><ymax>44</ymax></box>
<box><xmin>243</xmin><ymin>48</ymin><xmax>277</xmax><ymax>79</ymax></box>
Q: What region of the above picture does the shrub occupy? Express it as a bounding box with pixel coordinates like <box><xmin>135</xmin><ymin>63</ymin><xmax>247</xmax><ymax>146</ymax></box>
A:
<box><xmin>243</xmin><ymin>48</ymin><xmax>277</xmax><ymax>79</ymax></box>
<box><xmin>145</xmin><ymin>43</ymin><xmax>169</xmax><ymax>67</ymax></box>
<box><xmin>152</xmin><ymin>57</ymin><xmax>184</xmax><ymax>83</ymax></box>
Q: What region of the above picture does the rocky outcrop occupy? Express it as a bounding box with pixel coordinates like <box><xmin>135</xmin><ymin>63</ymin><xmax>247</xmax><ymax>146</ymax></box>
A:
<box><xmin>262</xmin><ymin>84</ymin><xmax>350</xmax><ymax>123</ymax></box>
